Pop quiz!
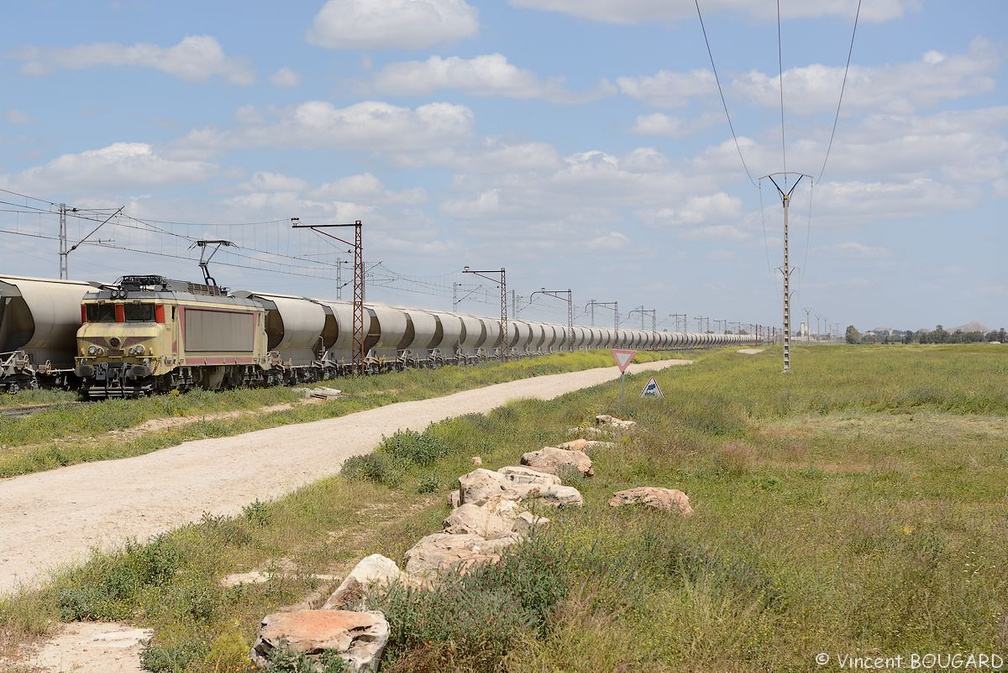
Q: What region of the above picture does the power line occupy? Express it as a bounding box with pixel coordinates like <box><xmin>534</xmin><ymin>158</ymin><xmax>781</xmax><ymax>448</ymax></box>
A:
<box><xmin>818</xmin><ymin>0</ymin><xmax>862</xmax><ymax>182</ymax></box>
<box><xmin>694</xmin><ymin>0</ymin><xmax>757</xmax><ymax>187</ymax></box>
<box><xmin>777</xmin><ymin>0</ymin><xmax>788</xmax><ymax>184</ymax></box>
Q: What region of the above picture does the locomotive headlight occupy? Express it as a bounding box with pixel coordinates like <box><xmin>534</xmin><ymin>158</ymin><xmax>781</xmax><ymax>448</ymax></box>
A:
<box><xmin>87</xmin><ymin>345</ymin><xmax>99</xmax><ymax>356</ymax></box>
<box><xmin>129</xmin><ymin>344</ymin><xmax>146</xmax><ymax>356</ymax></box>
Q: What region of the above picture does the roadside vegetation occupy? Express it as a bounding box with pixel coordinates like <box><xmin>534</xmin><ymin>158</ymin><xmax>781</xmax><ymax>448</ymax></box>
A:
<box><xmin>0</xmin><ymin>349</ymin><xmax>672</xmax><ymax>478</ymax></box>
<box><xmin>1</xmin><ymin>343</ymin><xmax>1006</xmax><ymax>672</ymax></box>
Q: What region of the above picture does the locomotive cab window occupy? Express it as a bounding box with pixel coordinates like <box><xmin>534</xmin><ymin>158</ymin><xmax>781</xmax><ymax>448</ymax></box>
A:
<box><xmin>85</xmin><ymin>303</ymin><xmax>117</xmax><ymax>322</ymax></box>
<box><xmin>124</xmin><ymin>303</ymin><xmax>156</xmax><ymax>322</ymax></box>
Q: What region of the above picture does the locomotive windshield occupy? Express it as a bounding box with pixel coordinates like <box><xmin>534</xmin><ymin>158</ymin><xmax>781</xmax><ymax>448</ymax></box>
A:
<box><xmin>124</xmin><ymin>303</ymin><xmax>156</xmax><ymax>322</ymax></box>
<box><xmin>85</xmin><ymin>303</ymin><xmax>116</xmax><ymax>322</ymax></box>
<box><xmin>84</xmin><ymin>303</ymin><xmax>157</xmax><ymax>322</ymax></box>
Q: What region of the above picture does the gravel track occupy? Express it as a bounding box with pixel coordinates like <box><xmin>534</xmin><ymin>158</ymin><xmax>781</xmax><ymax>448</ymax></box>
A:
<box><xmin>0</xmin><ymin>360</ymin><xmax>686</xmax><ymax>596</ymax></box>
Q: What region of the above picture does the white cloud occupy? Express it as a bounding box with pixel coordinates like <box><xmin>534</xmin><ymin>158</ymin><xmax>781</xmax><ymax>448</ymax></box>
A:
<box><xmin>585</xmin><ymin>231</ymin><xmax>629</xmax><ymax>250</ymax></box>
<box><xmin>681</xmin><ymin>222</ymin><xmax>748</xmax><ymax>241</ymax></box>
<box><xmin>10</xmin><ymin>142</ymin><xmax>216</xmax><ymax>194</ymax></box>
<box><xmin>507</xmin><ymin>0</ymin><xmax>911</xmax><ymax>25</ymax></box>
<box><xmin>307</xmin><ymin>0</ymin><xmax>478</xmax><ymax>49</ymax></box>
<box><xmin>238</xmin><ymin>171</ymin><xmax>309</xmax><ymax>193</ymax></box>
<box><xmin>15</xmin><ymin>35</ymin><xmax>255</xmax><ymax>85</ymax></box>
<box><xmin>617</xmin><ymin>69</ymin><xmax>715</xmax><ymax>108</ymax></box>
<box><xmin>647</xmin><ymin>192</ymin><xmax>744</xmax><ymax>228</ymax></box>
<box><xmin>269</xmin><ymin>67</ymin><xmax>302</xmax><ymax>88</ymax></box>
<box><xmin>4</xmin><ymin>109</ymin><xmax>33</xmax><ymax>125</ymax></box>
<box><xmin>460</xmin><ymin>139</ymin><xmax>561</xmax><ymax>174</ymax></box>
<box><xmin>813</xmin><ymin>178</ymin><xmax>974</xmax><ymax>221</ymax></box>
<box><xmin>441</xmin><ymin>189</ymin><xmax>501</xmax><ymax>218</ymax></box>
<box><xmin>172</xmin><ymin>101</ymin><xmax>476</xmax><ymax>157</ymax></box>
<box><xmin>436</xmin><ymin>146</ymin><xmax>717</xmax><ymax>237</ymax></box>
<box><xmin>630</xmin><ymin>112</ymin><xmax>721</xmax><ymax>138</ymax></box>
<box><xmin>733</xmin><ymin>37</ymin><xmax>1000</xmax><ymax>115</ymax></box>
<box><xmin>310</xmin><ymin>173</ymin><xmax>428</xmax><ymax>205</ymax></box>
<box><xmin>368</xmin><ymin>53</ymin><xmax>613</xmax><ymax>102</ymax></box>
<box><xmin>821</xmin><ymin>241</ymin><xmax>890</xmax><ymax>258</ymax></box>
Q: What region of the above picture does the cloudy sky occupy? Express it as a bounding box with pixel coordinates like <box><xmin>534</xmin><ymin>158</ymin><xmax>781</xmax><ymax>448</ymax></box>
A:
<box><xmin>1</xmin><ymin>0</ymin><xmax>1004</xmax><ymax>333</ymax></box>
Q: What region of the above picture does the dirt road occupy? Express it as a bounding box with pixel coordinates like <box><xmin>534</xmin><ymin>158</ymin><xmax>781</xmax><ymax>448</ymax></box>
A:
<box><xmin>0</xmin><ymin>360</ymin><xmax>686</xmax><ymax>596</ymax></box>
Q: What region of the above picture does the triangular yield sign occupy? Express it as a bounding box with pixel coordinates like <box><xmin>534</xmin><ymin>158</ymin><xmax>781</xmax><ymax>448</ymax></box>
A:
<box><xmin>611</xmin><ymin>349</ymin><xmax>636</xmax><ymax>373</ymax></box>
<box><xmin>640</xmin><ymin>376</ymin><xmax>663</xmax><ymax>398</ymax></box>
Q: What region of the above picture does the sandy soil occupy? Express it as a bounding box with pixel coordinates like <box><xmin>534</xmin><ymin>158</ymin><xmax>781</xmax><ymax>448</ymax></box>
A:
<box><xmin>0</xmin><ymin>359</ymin><xmax>687</xmax><ymax>599</ymax></box>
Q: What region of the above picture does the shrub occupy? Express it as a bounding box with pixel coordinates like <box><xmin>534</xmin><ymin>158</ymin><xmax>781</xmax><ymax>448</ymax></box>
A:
<box><xmin>140</xmin><ymin>639</ymin><xmax>209</xmax><ymax>673</ymax></box>
<box><xmin>340</xmin><ymin>453</ymin><xmax>403</xmax><ymax>487</ymax></box>
<box><xmin>416</xmin><ymin>473</ymin><xmax>440</xmax><ymax>494</ymax></box>
<box><xmin>243</xmin><ymin>498</ymin><xmax>272</xmax><ymax>527</ymax></box>
<box><xmin>264</xmin><ymin>641</ymin><xmax>349</xmax><ymax>673</ymax></box>
<box><xmin>380</xmin><ymin>429</ymin><xmax>451</xmax><ymax>467</ymax></box>
<box><xmin>370</xmin><ymin>535</ymin><xmax>569</xmax><ymax>671</ymax></box>
<box><xmin>56</xmin><ymin>534</ymin><xmax>183</xmax><ymax>621</ymax></box>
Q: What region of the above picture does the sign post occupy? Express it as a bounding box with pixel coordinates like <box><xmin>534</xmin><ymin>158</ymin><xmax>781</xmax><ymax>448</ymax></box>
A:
<box><xmin>611</xmin><ymin>349</ymin><xmax>636</xmax><ymax>402</ymax></box>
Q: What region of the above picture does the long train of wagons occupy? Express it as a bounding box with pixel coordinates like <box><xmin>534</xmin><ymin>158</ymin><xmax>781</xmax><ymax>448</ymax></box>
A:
<box><xmin>0</xmin><ymin>274</ymin><xmax>759</xmax><ymax>398</ymax></box>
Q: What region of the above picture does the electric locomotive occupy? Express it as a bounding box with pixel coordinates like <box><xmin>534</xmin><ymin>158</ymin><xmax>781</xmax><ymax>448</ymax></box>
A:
<box><xmin>74</xmin><ymin>275</ymin><xmax>272</xmax><ymax>398</ymax></box>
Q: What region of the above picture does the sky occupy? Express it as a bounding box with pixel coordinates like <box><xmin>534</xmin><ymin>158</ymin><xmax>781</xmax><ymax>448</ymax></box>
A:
<box><xmin>0</xmin><ymin>0</ymin><xmax>1005</xmax><ymax>334</ymax></box>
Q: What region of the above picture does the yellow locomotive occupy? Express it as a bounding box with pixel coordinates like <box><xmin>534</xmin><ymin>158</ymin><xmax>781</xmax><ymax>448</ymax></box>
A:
<box><xmin>75</xmin><ymin>275</ymin><xmax>272</xmax><ymax>398</ymax></box>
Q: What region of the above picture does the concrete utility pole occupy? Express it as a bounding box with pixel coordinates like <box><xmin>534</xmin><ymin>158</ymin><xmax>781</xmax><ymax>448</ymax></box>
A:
<box><xmin>293</xmin><ymin>218</ymin><xmax>365</xmax><ymax>375</ymax></box>
<box><xmin>463</xmin><ymin>266</ymin><xmax>507</xmax><ymax>353</ymax></box>
<box><xmin>765</xmin><ymin>173</ymin><xmax>807</xmax><ymax>372</ymax></box>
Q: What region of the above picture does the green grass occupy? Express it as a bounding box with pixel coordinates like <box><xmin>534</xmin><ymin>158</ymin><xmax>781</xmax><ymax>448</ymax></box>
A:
<box><xmin>2</xmin><ymin>344</ymin><xmax>1006</xmax><ymax>672</ymax></box>
<box><xmin>0</xmin><ymin>349</ymin><xmax>677</xmax><ymax>478</ymax></box>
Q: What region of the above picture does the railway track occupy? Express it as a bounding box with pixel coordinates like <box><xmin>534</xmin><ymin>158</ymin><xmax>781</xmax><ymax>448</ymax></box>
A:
<box><xmin>0</xmin><ymin>402</ymin><xmax>67</xmax><ymax>419</ymax></box>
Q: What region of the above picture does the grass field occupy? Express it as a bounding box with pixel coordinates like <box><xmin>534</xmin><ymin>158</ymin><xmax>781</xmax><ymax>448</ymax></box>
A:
<box><xmin>1</xmin><ymin>344</ymin><xmax>1006</xmax><ymax>672</ymax></box>
<box><xmin>0</xmin><ymin>349</ymin><xmax>671</xmax><ymax>478</ymax></box>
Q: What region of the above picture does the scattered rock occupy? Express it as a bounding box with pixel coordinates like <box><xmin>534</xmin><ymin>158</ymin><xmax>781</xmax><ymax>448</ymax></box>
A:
<box><xmin>404</xmin><ymin>532</ymin><xmax>519</xmax><ymax>581</ymax></box>
<box><xmin>595</xmin><ymin>414</ymin><xmax>636</xmax><ymax>430</ymax></box>
<box><xmin>471</xmin><ymin>456</ymin><xmax>483</xmax><ymax>466</ymax></box>
<box><xmin>457</xmin><ymin>468</ymin><xmax>512</xmax><ymax>506</ymax></box>
<box><xmin>521</xmin><ymin>446</ymin><xmax>594</xmax><ymax>477</ymax></box>
<box><xmin>251</xmin><ymin>610</ymin><xmax>388</xmax><ymax>673</ymax></box>
<box><xmin>292</xmin><ymin>386</ymin><xmax>343</xmax><ymax>399</ymax></box>
<box><xmin>567</xmin><ymin>425</ymin><xmax>608</xmax><ymax>436</ymax></box>
<box><xmin>557</xmin><ymin>438</ymin><xmax>617</xmax><ymax>451</ymax></box>
<box><xmin>608</xmin><ymin>487</ymin><xmax>693</xmax><ymax>516</ymax></box>
<box><xmin>497</xmin><ymin>465</ymin><xmax>562</xmax><ymax>486</ymax></box>
<box><xmin>526</xmin><ymin>484</ymin><xmax>584</xmax><ymax>508</ymax></box>
<box><xmin>322</xmin><ymin>554</ymin><xmax>402</xmax><ymax>610</ymax></box>
<box><xmin>443</xmin><ymin>503</ymin><xmax>514</xmax><ymax>538</ymax></box>
<box><xmin>457</xmin><ymin>467</ymin><xmax>583</xmax><ymax>508</ymax></box>
<box><xmin>512</xmin><ymin>510</ymin><xmax>551</xmax><ymax>534</ymax></box>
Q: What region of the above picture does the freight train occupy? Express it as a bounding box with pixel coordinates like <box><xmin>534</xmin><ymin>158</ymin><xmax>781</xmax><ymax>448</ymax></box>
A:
<box><xmin>0</xmin><ymin>273</ymin><xmax>760</xmax><ymax>398</ymax></box>
<box><xmin>0</xmin><ymin>275</ymin><xmax>102</xmax><ymax>392</ymax></box>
